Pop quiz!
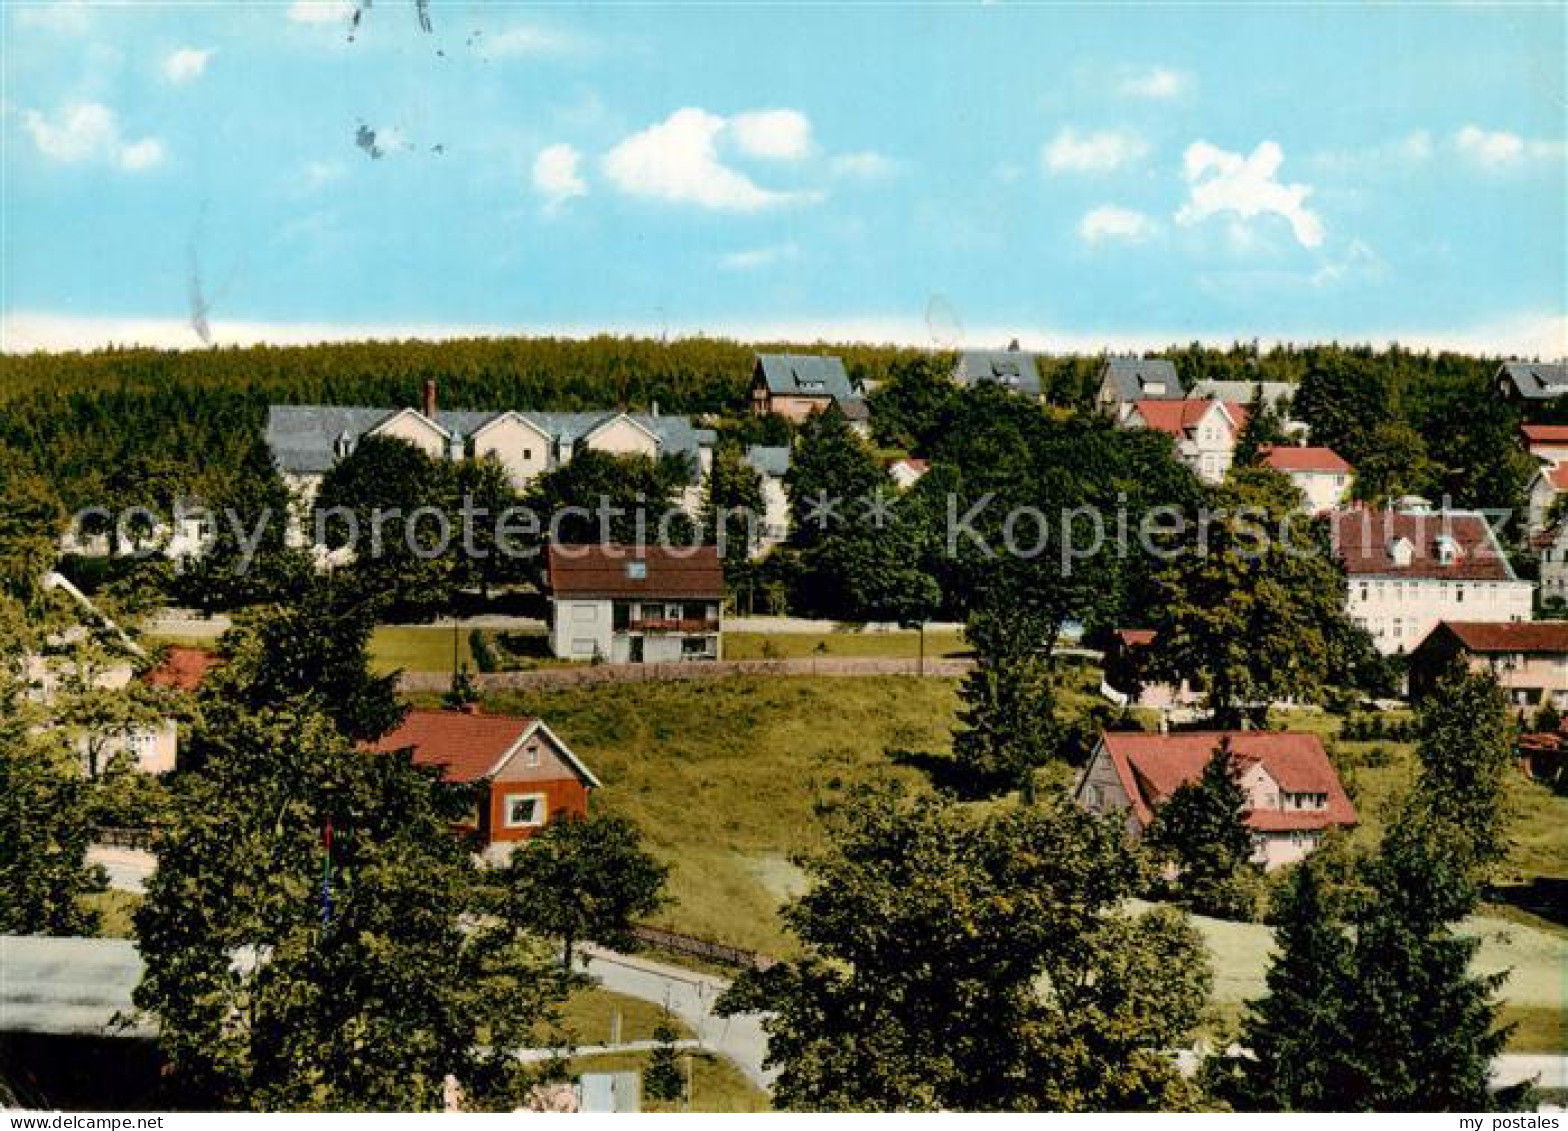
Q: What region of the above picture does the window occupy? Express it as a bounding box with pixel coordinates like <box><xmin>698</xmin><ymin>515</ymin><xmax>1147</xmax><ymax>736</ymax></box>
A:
<box><xmin>523</xmin><ymin>447</ymin><xmax>534</xmax><ymax>460</ymax></box>
<box><xmin>571</xmin><ymin>603</ymin><xmax>598</xmax><ymax>622</ymax></box>
<box><xmin>523</xmin><ymin>744</ymin><xmax>541</xmax><ymax>768</ymax></box>
<box><xmin>503</xmin><ymin>793</ymin><xmax>547</xmax><ymax>828</ymax></box>
<box><xmin>571</xmin><ymin>637</ymin><xmax>597</xmax><ymax>656</ymax></box>
<box><xmin>626</xmin><ymin>560</ymin><xmax>648</xmax><ymax>580</ymax></box>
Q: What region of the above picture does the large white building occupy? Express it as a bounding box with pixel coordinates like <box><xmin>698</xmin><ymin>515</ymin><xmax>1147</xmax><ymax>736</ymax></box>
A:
<box><xmin>1330</xmin><ymin>506</ymin><xmax>1533</xmax><ymax>655</ymax></box>
<box><xmin>544</xmin><ymin>544</ymin><xmax>724</xmax><ymax>664</ymax></box>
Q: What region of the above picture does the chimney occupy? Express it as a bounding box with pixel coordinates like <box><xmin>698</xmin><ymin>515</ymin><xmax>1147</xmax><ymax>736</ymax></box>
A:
<box><xmin>423</xmin><ymin>379</ymin><xmax>438</xmax><ymax>418</ymax></box>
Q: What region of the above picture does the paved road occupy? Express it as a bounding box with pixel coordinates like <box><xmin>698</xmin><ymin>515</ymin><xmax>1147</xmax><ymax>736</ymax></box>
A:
<box><xmin>578</xmin><ymin>944</ymin><xmax>775</xmax><ymax>1092</ymax></box>
<box><xmin>87</xmin><ymin>846</ymin><xmax>156</xmax><ymax>894</ymax></box>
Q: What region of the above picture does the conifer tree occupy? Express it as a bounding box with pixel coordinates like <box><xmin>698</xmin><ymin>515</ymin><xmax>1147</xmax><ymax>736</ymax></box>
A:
<box><xmin>950</xmin><ymin>603</ymin><xmax>1058</xmax><ymax>798</ymax></box>
<box><xmin>643</xmin><ymin>1008</ymin><xmax>685</xmax><ymax>1105</ymax></box>
<box><xmin>1146</xmin><ymin>739</ymin><xmax>1260</xmax><ymax>920</ymax></box>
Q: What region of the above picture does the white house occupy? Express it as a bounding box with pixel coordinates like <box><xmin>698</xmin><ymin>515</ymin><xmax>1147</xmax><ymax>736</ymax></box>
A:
<box><xmin>1330</xmin><ymin>505</ymin><xmax>1533</xmax><ymax>655</ymax></box>
<box><xmin>887</xmin><ymin>457</ymin><xmax>929</xmax><ymax>491</ymax></box>
<box><xmin>1122</xmin><ymin>398</ymin><xmax>1247</xmax><ymax>484</ymax></box>
<box><xmin>1259</xmin><ymin>445</ymin><xmax>1353</xmax><ymax>512</ymax></box>
<box><xmin>544</xmin><ymin>544</ymin><xmax>724</xmax><ymax>664</ymax></box>
<box><xmin>744</xmin><ymin>445</ymin><xmax>792</xmax><ymax>552</ymax></box>
<box><xmin>1527</xmin><ymin>463</ymin><xmax>1568</xmax><ymax>535</ymax></box>
<box><xmin>1074</xmin><ymin>730</ymin><xmax>1357</xmax><ymax>870</ymax></box>
<box><xmin>265</xmin><ymin>382</ymin><xmax>717</xmax><ymax>543</ymax></box>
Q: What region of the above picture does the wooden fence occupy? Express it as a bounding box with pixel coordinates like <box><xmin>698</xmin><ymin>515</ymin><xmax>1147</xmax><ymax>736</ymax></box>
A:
<box><xmin>630</xmin><ymin>925</ymin><xmax>777</xmax><ymax>971</ymax></box>
<box><xmin>93</xmin><ymin>826</ymin><xmax>158</xmax><ymax>850</ymax></box>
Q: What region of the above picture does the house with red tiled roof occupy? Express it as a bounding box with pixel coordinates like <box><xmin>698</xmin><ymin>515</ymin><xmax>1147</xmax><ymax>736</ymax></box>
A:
<box><xmin>545</xmin><ymin>544</ymin><xmax>724</xmax><ymax>663</ymax></box>
<box><xmin>1408</xmin><ymin>620</ymin><xmax>1568</xmax><ymax>710</ymax></box>
<box><xmin>1259</xmin><ymin>444</ymin><xmax>1354</xmax><ymax>512</ymax></box>
<box><xmin>1123</xmin><ymin>398</ymin><xmax>1248</xmax><ymax>484</ymax></box>
<box><xmin>1330</xmin><ymin>505</ymin><xmax>1533</xmax><ymax>655</ymax></box>
<box><xmin>1074</xmin><ymin>730</ymin><xmax>1357</xmax><ymax>869</ymax></box>
<box><xmin>887</xmin><ymin>457</ymin><xmax>929</xmax><ymax>491</ymax></box>
<box><xmin>1520</xmin><ymin>423</ymin><xmax>1568</xmax><ymax>467</ymax></box>
<box><xmin>1525</xmin><ymin>462</ymin><xmax>1568</xmax><ymax>535</ymax></box>
<box><xmin>369</xmin><ymin>708</ymin><xmax>599</xmax><ymax>847</ymax></box>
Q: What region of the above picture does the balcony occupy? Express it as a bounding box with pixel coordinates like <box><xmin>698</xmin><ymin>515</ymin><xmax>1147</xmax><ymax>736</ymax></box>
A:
<box><xmin>626</xmin><ymin>617</ymin><xmax>719</xmax><ymax>634</ymax></box>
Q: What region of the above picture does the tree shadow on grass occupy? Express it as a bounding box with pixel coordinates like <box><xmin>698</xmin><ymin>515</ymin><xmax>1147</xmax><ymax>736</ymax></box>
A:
<box><xmin>1489</xmin><ymin>878</ymin><xmax>1568</xmax><ymax>931</ymax></box>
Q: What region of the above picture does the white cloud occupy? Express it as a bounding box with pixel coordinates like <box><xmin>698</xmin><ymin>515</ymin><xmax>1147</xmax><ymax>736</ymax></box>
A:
<box><xmin>118</xmin><ymin>138</ymin><xmax>166</xmax><ymax>172</ymax></box>
<box><xmin>1176</xmin><ymin>139</ymin><xmax>1324</xmax><ymax>249</ymax></box>
<box><xmin>1042</xmin><ymin>127</ymin><xmax>1149</xmax><ymax>174</ymax></box>
<box><xmin>602</xmin><ymin>107</ymin><xmax>819</xmax><ymax>211</ymax></box>
<box><xmin>1079</xmin><ymin>205</ymin><xmax>1157</xmax><ymax>245</ymax></box>
<box><xmin>1311</xmin><ymin>130</ymin><xmax>1433</xmax><ymax>173</ymax></box>
<box><xmin>22</xmin><ymin>102</ymin><xmax>165</xmax><ymax>173</ymax></box>
<box><xmin>1117</xmin><ymin>67</ymin><xmax>1190</xmax><ymax>100</ymax></box>
<box><xmin>533</xmin><ymin>143</ymin><xmax>588</xmax><ymax>211</ymax></box>
<box><xmin>718</xmin><ymin>243</ymin><xmax>800</xmax><ymax>271</ymax></box>
<box><xmin>728</xmin><ymin>109</ymin><xmax>812</xmax><ymax>161</ymax></box>
<box><xmin>301</xmin><ymin>160</ymin><xmax>346</xmax><ymax>191</ymax></box>
<box><xmin>831</xmin><ymin>150</ymin><xmax>897</xmax><ymax>179</ymax></box>
<box><xmin>287</xmin><ymin>1</ymin><xmax>355</xmax><ymax>23</ymax></box>
<box><xmin>1454</xmin><ymin>125</ymin><xmax>1564</xmax><ymax>171</ymax></box>
<box><xmin>485</xmin><ymin>25</ymin><xmax>576</xmax><ymax>57</ymax></box>
<box><xmin>162</xmin><ymin>47</ymin><xmax>212</xmax><ymax>84</ymax></box>
<box><xmin>13</xmin><ymin>1</ymin><xmax>92</xmax><ymax>33</ymax></box>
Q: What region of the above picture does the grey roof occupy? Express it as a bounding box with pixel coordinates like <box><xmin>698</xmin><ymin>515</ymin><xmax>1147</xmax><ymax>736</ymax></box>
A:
<box><xmin>1189</xmin><ymin>379</ymin><xmax>1297</xmax><ymax>411</ymax></box>
<box><xmin>1100</xmin><ymin>357</ymin><xmax>1183</xmax><ymax>402</ymax></box>
<box><xmin>744</xmin><ymin>445</ymin><xmax>791</xmax><ymax>478</ymax></box>
<box><xmin>0</xmin><ymin>935</ymin><xmax>151</xmax><ymax>1036</ymax></box>
<box><xmin>953</xmin><ymin>350</ymin><xmax>1042</xmax><ymax>397</ymax></box>
<box><xmin>1498</xmin><ymin>361</ymin><xmax>1568</xmax><ymax>400</ymax></box>
<box><xmin>266</xmin><ymin>405</ymin><xmax>716</xmax><ymax>482</ymax></box>
<box><xmin>754</xmin><ymin>354</ymin><xmax>861</xmax><ymax>402</ymax></box>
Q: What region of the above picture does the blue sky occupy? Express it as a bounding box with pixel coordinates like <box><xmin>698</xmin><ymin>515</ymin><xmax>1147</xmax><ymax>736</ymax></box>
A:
<box><xmin>3</xmin><ymin>1</ymin><xmax>1564</xmax><ymax>355</ymax></box>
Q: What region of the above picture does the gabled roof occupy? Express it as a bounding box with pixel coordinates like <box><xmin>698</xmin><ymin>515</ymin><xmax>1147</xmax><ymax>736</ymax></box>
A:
<box><xmin>266</xmin><ymin>405</ymin><xmax>716</xmax><ymax>480</ymax></box>
<box><xmin>754</xmin><ymin>354</ymin><xmax>859</xmax><ymax>401</ymax></box>
<box><xmin>1498</xmin><ymin>361</ymin><xmax>1568</xmax><ymax>400</ymax></box>
<box><xmin>1095</xmin><ymin>730</ymin><xmax>1357</xmax><ymax>831</ymax></box>
<box><xmin>744</xmin><ymin>445</ymin><xmax>791</xmax><ymax>478</ymax></box>
<box><xmin>1532</xmin><ymin>463</ymin><xmax>1568</xmax><ymax>491</ymax></box>
<box><xmin>1100</xmin><ymin>357</ymin><xmax>1183</xmax><ymax>402</ymax></box>
<box><xmin>1130</xmin><ymin>398</ymin><xmax>1246</xmax><ymax>438</ymax></box>
<box><xmin>888</xmin><ymin>457</ymin><xmax>929</xmax><ymax>474</ymax></box>
<box><xmin>546</xmin><ymin>543</ymin><xmax>724</xmax><ymax>599</ymax></box>
<box><xmin>1330</xmin><ymin>508</ymin><xmax>1518</xmax><ymax>581</ymax></box>
<box><xmin>142</xmin><ymin>645</ymin><xmax>219</xmax><ymax>692</ymax></box>
<box><xmin>1421</xmin><ymin>620</ymin><xmax>1568</xmax><ymax>655</ymax></box>
<box><xmin>1260</xmin><ymin>445</ymin><xmax>1352</xmax><ymax>474</ymax></box>
<box><xmin>369</xmin><ymin>709</ymin><xmax>601</xmax><ymax>788</ymax></box>
<box><xmin>1520</xmin><ymin>423</ymin><xmax>1568</xmax><ymax>446</ymax></box>
<box><xmin>953</xmin><ymin>350</ymin><xmax>1042</xmax><ymax>397</ymax></box>
<box><xmin>1189</xmin><ymin>380</ymin><xmax>1297</xmax><ymax>411</ymax></box>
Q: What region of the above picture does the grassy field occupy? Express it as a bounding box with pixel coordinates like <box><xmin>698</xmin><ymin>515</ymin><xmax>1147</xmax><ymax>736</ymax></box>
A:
<box><xmin>559</xmin><ymin>987</ymin><xmax>691</xmax><ymax>1045</ymax></box>
<box><xmin>723</xmin><ymin>629</ymin><xmax>970</xmax><ymax>661</ymax></box>
<box><xmin>85</xmin><ymin>890</ymin><xmax>141</xmax><ymax>939</ymax></box>
<box><xmin>466</xmin><ymin>675</ymin><xmax>1567</xmax><ymax>1051</ymax></box>
<box><xmin>561</xmin><ymin>1050</ymin><xmax>769</xmax><ymax>1112</ymax></box>
<box><xmin>479</xmin><ymin>675</ymin><xmax>959</xmax><ymax>956</ymax></box>
<box><xmin>368</xmin><ymin>626</ymin><xmax>475</xmax><ymax>675</ymax></box>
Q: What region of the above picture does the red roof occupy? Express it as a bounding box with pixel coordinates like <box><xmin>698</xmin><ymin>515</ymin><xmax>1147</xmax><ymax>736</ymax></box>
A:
<box><xmin>1260</xmin><ymin>445</ymin><xmax>1352</xmax><ymax>474</ymax></box>
<box><xmin>143</xmin><ymin>646</ymin><xmax>218</xmax><ymax>692</ymax></box>
<box><xmin>1428</xmin><ymin>620</ymin><xmax>1568</xmax><ymax>654</ymax></box>
<box><xmin>1096</xmin><ymin>730</ymin><xmax>1357</xmax><ymax>832</ymax></box>
<box><xmin>368</xmin><ymin>709</ymin><xmax>601</xmax><ymax>788</ymax></box>
<box><xmin>890</xmin><ymin>457</ymin><xmax>929</xmax><ymax>472</ymax></box>
<box><xmin>1521</xmin><ymin>424</ymin><xmax>1568</xmax><ymax>446</ymax></box>
<box><xmin>1115</xmin><ymin>628</ymin><xmax>1157</xmax><ymax>647</ymax></box>
<box><xmin>1130</xmin><ymin>398</ymin><xmax>1247</xmax><ymax>438</ymax></box>
<box><xmin>546</xmin><ymin>544</ymin><xmax>724</xmax><ymax>599</ymax></box>
<box><xmin>369</xmin><ymin>709</ymin><xmax>538</xmax><ymax>781</ymax></box>
<box><xmin>1536</xmin><ymin>464</ymin><xmax>1568</xmax><ymax>490</ymax></box>
<box><xmin>1330</xmin><ymin>509</ymin><xmax>1515</xmax><ymax>581</ymax></box>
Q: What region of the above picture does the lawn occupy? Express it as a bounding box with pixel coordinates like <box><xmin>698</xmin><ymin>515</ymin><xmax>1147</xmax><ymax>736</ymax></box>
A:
<box><xmin>85</xmin><ymin>890</ymin><xmax>141</xmax><ymax>939</ymax></box>
<box><xmin>464</xmin><ymin>676</ymin><xmax>1566</xmax><ymax>1052</ymax></box>
<box><xmin>477</xmin><ymin>675</ymin><xmax>960</xmax><ymax>956</ymax></box>
<box><xmin>369</xmin><ymin>626</ymin><xmax>475</xmax><ymax>675</ymax></box>
<box><xmin>559</xmin><ymin>987</ymin><xmax>691</xmax><ymax>1046</ymax></box>
<box><xmin>723</xmin><ymin>629</ymin><xmax>970</xmax><ymax>661</ymax></box>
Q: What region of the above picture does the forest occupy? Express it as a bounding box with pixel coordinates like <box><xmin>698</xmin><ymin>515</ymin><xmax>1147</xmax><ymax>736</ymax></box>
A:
<box><xmin>0</xmin><ymin>333</ymin><xmax>1544</xmax><ymax>523</ymax></box>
